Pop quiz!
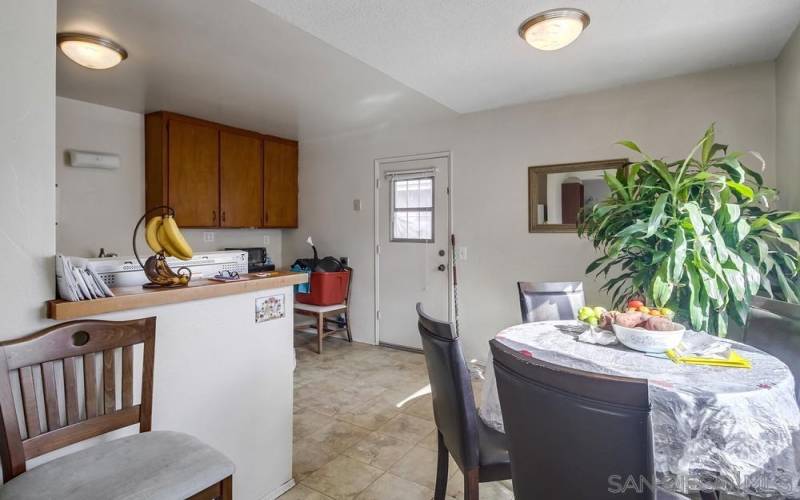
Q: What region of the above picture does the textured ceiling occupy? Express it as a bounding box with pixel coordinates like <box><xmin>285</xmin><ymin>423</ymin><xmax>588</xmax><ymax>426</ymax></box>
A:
<box><xmin>56</xmin><ymin>0</ymin><xmax>456</xmax><ymax>140</ymax></box>
<box><xmin>251</xmin><ymin>0</ymin><xmax>800</xmax><ymax>113</ymax></box>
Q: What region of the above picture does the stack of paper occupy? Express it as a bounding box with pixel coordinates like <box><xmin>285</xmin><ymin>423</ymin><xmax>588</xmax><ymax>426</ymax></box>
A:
<box><xmin>666</xmin><ymin>335</ymin><xmax>750</xmax><ymax>368</ymax></box>
<box><xmin>56</xmin><ymin>254</ymin><xmax>115</xmax><ymax>302</ymax></box>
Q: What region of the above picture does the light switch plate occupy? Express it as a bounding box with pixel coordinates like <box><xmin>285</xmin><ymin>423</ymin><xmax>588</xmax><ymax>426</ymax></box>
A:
<box><xmin>203</xmin><ymin>232</ymin><xmax>215</xmax><ymax>242</ymax></box>
<box><xmin>263</xmin><ymin>235</ymin><xmax>270</xmax><ymax>246</ymax></box>
<box><xmin>458</xmin><ymin>247</ymin><xmax>468</xmax><ymax>260</ymax></box>
<box><xmin>353</xmin><ymin>199</ymin><xmax>362</xmax><ymax>211</ymax></box>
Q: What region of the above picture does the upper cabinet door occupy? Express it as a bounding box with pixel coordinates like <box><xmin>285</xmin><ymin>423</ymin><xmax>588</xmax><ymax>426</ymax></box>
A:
<box><xmin>167</xmin><ymin>119</ymin><xmax>220</xmax><ymax>227</ymax></box>
<box><xmin>264</xmin><ymin>139</ymin><xmax>298</xmax><ymax>228</ymax></box>
<box><xmin>220</xmin><ymin>131</ymin><xmax>263</xmax><ymax>228</ymax></box>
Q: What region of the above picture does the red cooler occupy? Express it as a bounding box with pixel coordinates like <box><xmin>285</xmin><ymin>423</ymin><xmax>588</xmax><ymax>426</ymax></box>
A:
<box><xmin>296</xmin><ymin>270</ymin><xmax>350</xmax><ymax>306</ymax></box>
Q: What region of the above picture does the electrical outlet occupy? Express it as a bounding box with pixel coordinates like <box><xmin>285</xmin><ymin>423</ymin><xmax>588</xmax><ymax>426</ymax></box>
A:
<box><xmin>458</xmin><ymin>247</ymin><xmax>468</xmax><ymax>260</ymax></box>
<box><xmin>263</xmin><ymin>235</ymin><xmax>270</xmax><ymax>246</ymax></box>
<box><xmin>203</xmin><ymin>232</ymin><xmax>215</xmax><ymax>242</ymax></box>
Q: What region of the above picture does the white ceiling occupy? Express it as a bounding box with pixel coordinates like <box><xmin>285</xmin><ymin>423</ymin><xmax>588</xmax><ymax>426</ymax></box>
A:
<box><xmin>251</xmin><ymin>0</ymin><xmax>800</xmax><ymax>113</ymax></box>
<box><xmin>56</xmin><ymin>0</ymin><xmax>456</xmax><ymax>140</ymax></box>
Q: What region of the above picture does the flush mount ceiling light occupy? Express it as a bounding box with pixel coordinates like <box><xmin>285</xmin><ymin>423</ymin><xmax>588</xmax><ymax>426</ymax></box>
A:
<box><xmin>518</xmin><ymin>8</ymin><xmax>590</xmax><ymax>51</ymax></box>
<box><xmin>57</xmin><ymin>33</ymin><xmax>128</xmax><ymax>69</ymax></box>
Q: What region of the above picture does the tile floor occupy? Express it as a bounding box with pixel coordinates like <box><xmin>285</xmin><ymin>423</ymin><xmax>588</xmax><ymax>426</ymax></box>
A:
<box><xmin>280</xmin><ymin>333</ymin><xmax>515</xmax><ymax>500</ymax></box>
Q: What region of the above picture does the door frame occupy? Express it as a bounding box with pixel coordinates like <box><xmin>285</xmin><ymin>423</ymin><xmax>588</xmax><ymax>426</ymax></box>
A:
<box><xmin>373</xmin><ymin>151</ymin><xmax>454</xmax><ymax>346</ymax></box>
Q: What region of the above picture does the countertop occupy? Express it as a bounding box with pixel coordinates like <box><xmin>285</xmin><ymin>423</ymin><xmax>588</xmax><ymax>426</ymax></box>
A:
<box><xmin>47</xmin><ymin>271</ymin><xmax>308</xmax><ymax>320</ymax></box>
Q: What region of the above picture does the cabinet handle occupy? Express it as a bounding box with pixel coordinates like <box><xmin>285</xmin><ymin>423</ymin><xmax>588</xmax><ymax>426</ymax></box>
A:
<box><xmin>222</xmin><ymin>211</ymin><xmax>226</xmax><ymax>223</ymax></box>
<box><xmin>212</xmin><ymin>210</ymin><xmax>216</xmax><ymax>222</ymax></box>
<box><xmin>264</xmin><ymin>211</ymin><xmax>269</xmax><ymax>224</ymax></box>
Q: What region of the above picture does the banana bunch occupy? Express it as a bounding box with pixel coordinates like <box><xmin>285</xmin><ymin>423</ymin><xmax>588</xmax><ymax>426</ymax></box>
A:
<box><xmin>145</xmin><ymin>215</ymin><xmax>193</xmax><ymax>260</ymax></box>
<box><xmin>142</xmin><ymin>215</ymin><xmax>193</xmax><ymax>287</ymax></box>
<box><xmin>143</xmin><ymin>254</ymin><xmax>191</xmax><ymax>286</ymax></box>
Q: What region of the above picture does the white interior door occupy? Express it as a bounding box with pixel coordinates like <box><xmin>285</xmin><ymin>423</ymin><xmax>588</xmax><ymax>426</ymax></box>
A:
<box><xmin>377</xmin><ymin>156</ymin><xmax>450</xmax><ymax>349</ymax></box>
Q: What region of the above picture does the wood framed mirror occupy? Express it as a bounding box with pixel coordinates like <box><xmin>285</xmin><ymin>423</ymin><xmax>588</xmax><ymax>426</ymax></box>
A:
<box><xmin>528</xmin><ymin>158</ymin><xmax>628</xmax><ymax>233</ymax></box>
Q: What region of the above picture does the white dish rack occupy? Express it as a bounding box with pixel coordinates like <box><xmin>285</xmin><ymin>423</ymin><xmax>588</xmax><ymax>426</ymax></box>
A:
<box><xmin>79</xmin><ymin>251</ymin><xmax>248</xmax><ymax>288</ymax></box>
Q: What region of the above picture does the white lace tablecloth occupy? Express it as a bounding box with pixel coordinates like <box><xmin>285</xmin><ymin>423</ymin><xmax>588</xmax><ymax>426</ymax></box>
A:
<box><xmin>479</xmin><ymin>320</ymin><xmax>800</xmax><ymax>498</ymax></box>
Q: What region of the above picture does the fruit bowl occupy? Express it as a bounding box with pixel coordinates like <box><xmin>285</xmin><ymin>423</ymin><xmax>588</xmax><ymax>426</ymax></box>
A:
<box><xmin>612</xmin><ymin>323</ymin><xmax>685</xmax><ymax>353</ymax></box>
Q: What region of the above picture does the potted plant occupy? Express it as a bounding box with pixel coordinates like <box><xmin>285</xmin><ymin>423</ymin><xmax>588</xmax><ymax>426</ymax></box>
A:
<box><xmin>578</xmin><ymin>125</ymin><xmax>800</xmax><ymax>336</ymax></box>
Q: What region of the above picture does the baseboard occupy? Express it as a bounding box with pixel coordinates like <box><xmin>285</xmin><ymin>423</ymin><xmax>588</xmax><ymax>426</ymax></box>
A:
<box><xmin>261</xmin><ymin>478</ymin><xmax>295</xmax><ymax>500</ymax></box>
<box><xmin>378</xmin><ymin>341</ymin><xmax>423</xmax><ymax>354</ymax></box>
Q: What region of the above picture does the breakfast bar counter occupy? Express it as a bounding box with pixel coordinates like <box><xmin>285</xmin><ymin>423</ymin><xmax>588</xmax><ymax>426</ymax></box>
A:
<box><xmin>39</xmin><ymin>271</ymin><xmax>308</xmax><ymax>500</ymax></box>
<box><xmin>47</xmin><ymin>271</ymin><xmax>307</xmax><ymax>320</ymax></box>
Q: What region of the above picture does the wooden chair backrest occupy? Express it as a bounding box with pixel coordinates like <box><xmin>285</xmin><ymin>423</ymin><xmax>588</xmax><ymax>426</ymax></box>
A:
<box><xmin>0</xmin><ymin>317</ymin><xmax>156</xmax><ymax>481</ymax></box>
<box><xmin>344</xmin><ymin>267</ymin><xmax>353</xmax><ymax>306</ymax></box>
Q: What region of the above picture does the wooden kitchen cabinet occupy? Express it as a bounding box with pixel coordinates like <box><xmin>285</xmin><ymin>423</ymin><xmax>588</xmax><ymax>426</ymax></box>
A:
<box><xmin>220</xmin><ymin>130</ymin><xmax>263</xmax><ymax>228</ymax></box>
<box><xmin>146</xmin><ymin>111</ymin><xmax>298</xmax><ymax>229</ymax></box>
<box><xmin>167</xmin><ymin>118</ymin><xmax>220</xmax><ymax>227</ymax></box>
<box><xmin>263</xmin><ymin>138</ymin><xmax>298</xmax><ymax>228</ymax></box>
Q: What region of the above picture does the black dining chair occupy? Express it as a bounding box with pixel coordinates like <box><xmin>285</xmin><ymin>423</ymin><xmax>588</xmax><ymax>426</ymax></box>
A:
<box><xmin>743</xmin><ymin>296</ymin><xmax>800</xmax><ymax>402</ymax></box>
<box><xmin>490</xmin><ymin>339</ymin><xmax>688</xmax><ymax>500</ymax></box>
<box><xmin>517</xmin><ymin>281</ymin><xmax>585</xmax><ymax>323</ymax></box>
<box><xmin>416</xmin><ymin>303</ymin><xmax>511</xmax><ymax>500</ymax></box>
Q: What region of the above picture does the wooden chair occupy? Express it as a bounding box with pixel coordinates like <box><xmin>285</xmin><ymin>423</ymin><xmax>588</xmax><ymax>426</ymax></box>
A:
<box><xmin>0</xmin><ymin>317</ymin><xmax>234</xmax><ymax>500</ymax></box>
<box><xmin>294</xmin><ymin>267</ymin><xmax>353</xmax><ymax>353</ymax></box>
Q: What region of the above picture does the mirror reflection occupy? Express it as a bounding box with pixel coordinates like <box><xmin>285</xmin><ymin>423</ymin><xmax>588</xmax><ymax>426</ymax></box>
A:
<box><xmin>528</xmin><ymin>159</ymin><xmax>628</xmax><ymax>233</ymax></box>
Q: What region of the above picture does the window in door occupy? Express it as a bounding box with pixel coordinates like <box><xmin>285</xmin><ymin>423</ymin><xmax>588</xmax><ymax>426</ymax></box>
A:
<box><xmin>390</xmin><ymin>176</ymin><xmax>434</xmax><ymax>242</ymax></box>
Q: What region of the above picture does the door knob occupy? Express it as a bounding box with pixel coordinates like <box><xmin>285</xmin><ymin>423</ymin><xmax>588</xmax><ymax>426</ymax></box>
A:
<box><xmin>437</xmin><ymin>264</ymin><xmax>446</xmax><ymax>272</ymax></box>
<box><xmin>438</xmin><ymin>249</ymin><xmax>445</xmax><ymax>257</ymax></box>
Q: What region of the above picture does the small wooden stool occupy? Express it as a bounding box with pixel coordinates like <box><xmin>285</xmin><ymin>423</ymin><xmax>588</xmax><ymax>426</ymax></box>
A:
<box><xmin>294</xmin><ymin>267</ymin><xmax>352</xmax><ymax>354</ymax></box>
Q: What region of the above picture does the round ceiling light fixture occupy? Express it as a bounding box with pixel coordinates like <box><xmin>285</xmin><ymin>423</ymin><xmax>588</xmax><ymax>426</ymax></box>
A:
<box><xmin>57</xmin><ymin>33</ymin><xmax>128</xmax><ymax>69</ymax></box>
<box><xmin>518</xmin><ymin>8</ymin><xmax>590</xmax><ymax>51</ymax></box>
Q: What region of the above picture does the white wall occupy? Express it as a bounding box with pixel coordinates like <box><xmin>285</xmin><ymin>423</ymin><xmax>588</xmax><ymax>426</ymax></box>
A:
<box><xmin>0</xmin><ymin>1</ymin><xmax>56</xmax><ymax>337</ymax></box>
<box><xmin>56</xmin><ymin>97</ymin><xmax>284</xmax><ymax>266</ymax></box>
<box><xmin>777</xmin><ymin>23</ymin><xmax>800</xmax><ymax>213</ymax></box>
<box><xmin>284</xmin><ymin>62</ymin><xmax>777</xmax><ymax>361</ymax></box>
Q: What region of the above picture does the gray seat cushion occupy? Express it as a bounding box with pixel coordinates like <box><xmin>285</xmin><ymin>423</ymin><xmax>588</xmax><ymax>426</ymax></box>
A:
<box><xmin>0</xmin><ymin>431</ymin><xmax>234</xmax><ymax>500</ymax></box>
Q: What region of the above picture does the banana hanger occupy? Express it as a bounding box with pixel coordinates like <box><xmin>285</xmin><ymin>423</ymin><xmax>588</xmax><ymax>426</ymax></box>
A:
<box><xmin>132</xmin><ymin>205</ymin><xmax>193</xmax><ymax>288</ymax></box>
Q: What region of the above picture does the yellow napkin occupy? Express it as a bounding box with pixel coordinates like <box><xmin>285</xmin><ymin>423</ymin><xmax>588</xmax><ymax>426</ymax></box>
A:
<box><xmin>666</xmin><ymin>345</ymin><xmax>751</xmax><ymax>368</ymax></box>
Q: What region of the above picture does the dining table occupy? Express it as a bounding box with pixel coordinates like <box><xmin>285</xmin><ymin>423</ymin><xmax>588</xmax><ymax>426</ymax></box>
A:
<box><xmin>478</xmin><ymin>320</ymin><xmax>800</xmax><ymax>498</ymax></box>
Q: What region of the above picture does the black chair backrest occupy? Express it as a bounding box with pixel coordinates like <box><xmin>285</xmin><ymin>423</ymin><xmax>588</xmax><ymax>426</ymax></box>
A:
<box><xmin>490</xmin><ymin>340</ymin><xmax>655</xmax><ymax>500</ymax></box>
<box><xmin>744</xmin><ymin>296</ymin><xmax>800</xmax><ymax>401</ymax></box>
<box><xmin>416</xmin><ymin>303</ymin><xmax>479</xmax><ymax>470</ymax></box>
<box><xmin>517</xmin><ymin>281</ymin><xmax>585</xmax><ymax>323</ymax></box>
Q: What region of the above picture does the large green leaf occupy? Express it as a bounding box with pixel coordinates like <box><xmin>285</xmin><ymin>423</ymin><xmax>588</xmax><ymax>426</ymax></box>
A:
<box><xmin>760</xmin><ymin>274</ymin><xmax>774</xmax><ymax>298</ymax></box>
<box><xmin>646</xmin><ymin>193</ymin><xmax>669</xmax><ymax>237</ymax></box>
<box><xmin>723</xmin><ymin>203</ymin><xmax>741</xmax><ymax>223</ymax></box>
<box><xmin>616</xmin><ymin>140</ymin><xmax>642</xmax><ymax>153</ymax></box>
<box><xmin>775</xmin><ymin>213</ymin><xmax>800</xmax><ymax>225</ymax></box>
<box><xmin>686</xmin><ymin>264</ymin><xmax>705</xmax><ymax>330</ymax></box>
<box><xmin>740</xmin><ymin>254</ymin><xmax>761</xmax><ymax>296</ymax></box>
<box><xmin>616</xmin><ymin>221</ymin><xmax>648</xmax><ymax>238</ymax></box>
<box><xmin>735</xmin><ymin>219</ymin><xmax>750</xmax><ymax>243</ymax></box>
<box><xmin>647</xmin><ymin>158</ymin><xmax>676</xmax><ymax>190</ymax></box>
<box><xmin>650</xmin><ymin>259</ymin><xmax>674</xmax><ymax>307</ymax></box>
<box><xmin>722</xmin><ymin>267</ymin><xmax>746</xmax><ymax>301</ymax></box>
<box><xmin>716</xmin><ymin>158</ymin><xmax>745</xmax><ymax>183</ymax></box>
<box><xmin>726</xmin><ymin>180</ymin><xmax>754</xmax><ymax>200</ymax></box>
<box><xmin>716</xmin><ymin>309</ymin><xmax>729</xmax><ymax>338</ymax></box>
<box><xmin>697</xmin><ymin>266</ymin><xmax>721</xmax><ymax>302</ymax></box>
<box><xmin>776</xmin><ymin>270</ymin><xmax>800</xmax><ymax>303</ymax></box>
<box><xmin>707</xmin><ymin>219</ymin><xmax>729</xmax><ymax>264</ymax></box>
<box><xmin>672</xmin><ymin>226</ymin><xmax>687</xmax><ymax>282</ymax></box>
<box><xmin>604</xmin><ymin>171</ymin><xmax>630</xmax><ymax>202</ymax></box>
<box><xmin>683</xmin><ymin>202</ymin><xmax>705</xmax><ymax>235</ymax></box>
